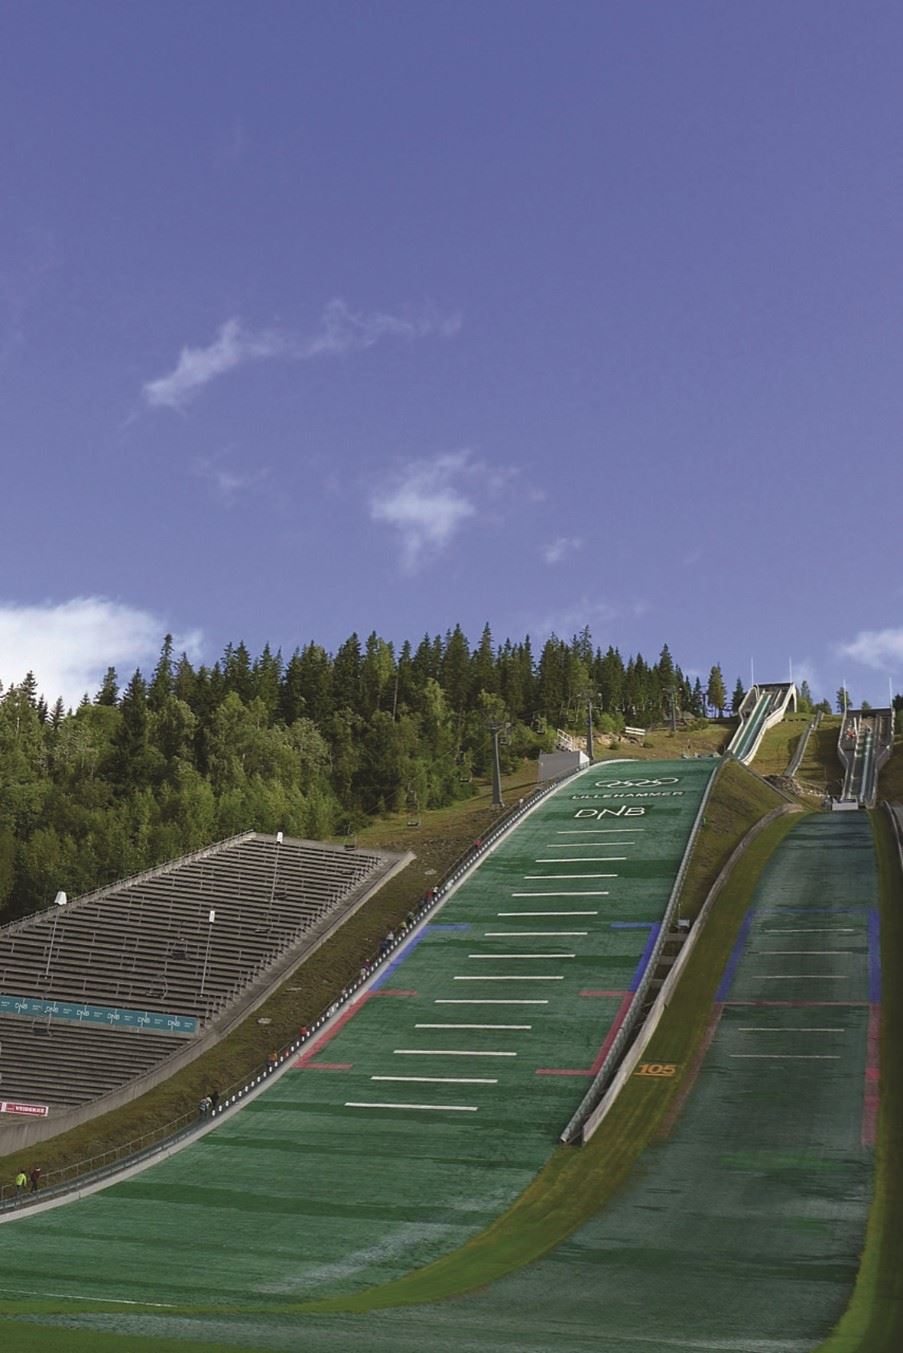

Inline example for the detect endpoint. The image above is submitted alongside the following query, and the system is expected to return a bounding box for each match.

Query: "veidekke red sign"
[0,1100,49,1118]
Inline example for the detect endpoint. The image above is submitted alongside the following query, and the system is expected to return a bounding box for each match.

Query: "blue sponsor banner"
[0,994,198,1036]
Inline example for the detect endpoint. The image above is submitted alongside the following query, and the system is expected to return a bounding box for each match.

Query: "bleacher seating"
[0,833,402,1115]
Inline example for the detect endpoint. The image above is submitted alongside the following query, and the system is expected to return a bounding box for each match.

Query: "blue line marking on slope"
[369,933,428,991]
[764,905,872,914]
[716,909,754,1001]
[630,924,661,993]
[368,923,472,992]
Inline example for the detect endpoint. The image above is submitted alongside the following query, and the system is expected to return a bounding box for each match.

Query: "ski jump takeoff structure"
[837,706,895,808]
[727,682,797,764]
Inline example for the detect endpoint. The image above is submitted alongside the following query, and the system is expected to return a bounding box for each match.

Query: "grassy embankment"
[796,715,844,796]
[750,713,812,778]
[815,808,903,1352]
[301,759,796,1313]
[593,719,732,761]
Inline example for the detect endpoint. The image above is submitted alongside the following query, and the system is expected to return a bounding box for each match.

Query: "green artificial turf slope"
[815,808,903,1352]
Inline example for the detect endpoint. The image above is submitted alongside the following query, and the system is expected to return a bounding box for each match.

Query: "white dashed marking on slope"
[393,1048,517,1057]
[453,975,564,981]
[468,953,575,959]
[415,1023,531,1030]
[346,1101,478,1112]
[371,1075,499,1084]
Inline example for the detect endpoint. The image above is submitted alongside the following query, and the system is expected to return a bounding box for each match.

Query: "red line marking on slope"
[588,992,634,1076]
[535,993,634,1078]
[293,994,370,1068]
[301,1062,352,1071]
[535,1068,593,1077]
[657,1003,724,1141]
[861,1004,880,1147]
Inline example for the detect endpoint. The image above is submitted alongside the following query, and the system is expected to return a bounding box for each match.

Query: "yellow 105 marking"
[635,1062,677,1078]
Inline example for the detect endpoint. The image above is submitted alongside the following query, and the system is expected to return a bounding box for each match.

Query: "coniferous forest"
[0,626,746,920]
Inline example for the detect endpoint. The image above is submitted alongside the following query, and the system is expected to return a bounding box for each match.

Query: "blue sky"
[1,2,901,709]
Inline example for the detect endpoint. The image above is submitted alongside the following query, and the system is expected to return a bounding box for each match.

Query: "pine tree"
[95,667,120,706]
[706,665,727,717]
[658,644,675,691]
[19,671,39,707]
[113,670,150,785]
[441,625,471,712]
[149,636,175,712]
[279,650,307,724]
[470,623,497,698]
[252,644,283,720]
[361,633,395,716]
[222,642,254,703]
[731,678,745,714]
[332,634,363,711]
[598,647,625,715]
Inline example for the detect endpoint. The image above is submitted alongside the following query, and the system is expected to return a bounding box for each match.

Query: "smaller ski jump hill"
[837,707,895,807]
[729,681,797,764]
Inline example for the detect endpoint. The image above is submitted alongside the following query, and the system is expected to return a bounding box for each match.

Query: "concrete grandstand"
[0,832,409,1146]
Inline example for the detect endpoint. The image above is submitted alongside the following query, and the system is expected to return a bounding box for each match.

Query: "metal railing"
[785,710,821,779]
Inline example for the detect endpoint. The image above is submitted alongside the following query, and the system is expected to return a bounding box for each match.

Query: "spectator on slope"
[29,1166,41,1193]
[198,1095,211,1119]
[210,1089,220,1113]
[14,1169,27,1199]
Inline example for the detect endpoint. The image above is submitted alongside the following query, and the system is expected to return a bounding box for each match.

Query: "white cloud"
[790,658,820,696]
[543,536,583,565]
[143,300,461,411]
[369,450,509,571]
[305,298,461,356]
[192,455,270,503]
[143,319,283,411]
[0,598,203,709]
[836,628,903,672]
[526,597,619,641]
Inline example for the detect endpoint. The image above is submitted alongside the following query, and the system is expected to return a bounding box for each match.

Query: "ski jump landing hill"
[0,761,717,1296]
[837,706,895,808]
[728,681,797,764]
[0,755,896,1353]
